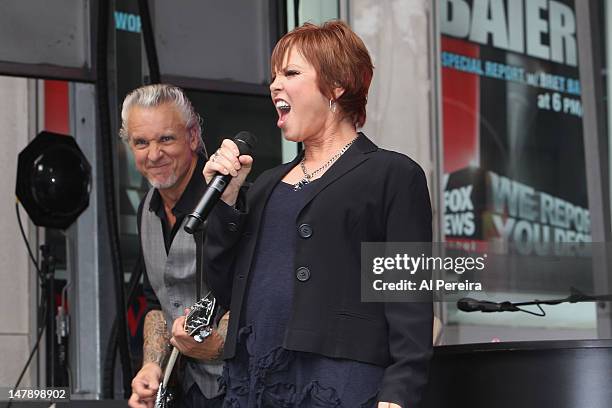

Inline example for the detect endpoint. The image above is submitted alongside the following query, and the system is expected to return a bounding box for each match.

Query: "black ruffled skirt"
[220,323,384,408]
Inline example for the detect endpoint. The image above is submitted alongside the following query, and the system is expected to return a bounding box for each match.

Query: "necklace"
[293,137,358,191]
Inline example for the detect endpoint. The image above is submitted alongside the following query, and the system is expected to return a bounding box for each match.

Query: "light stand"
[39,244,63,386]
[16,131,91,388]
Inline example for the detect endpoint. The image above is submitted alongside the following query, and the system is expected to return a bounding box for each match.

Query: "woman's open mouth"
[275,99,291,127]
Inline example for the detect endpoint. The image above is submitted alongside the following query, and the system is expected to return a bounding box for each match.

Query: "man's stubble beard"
[145,151,195,190]
[147,172,179,190]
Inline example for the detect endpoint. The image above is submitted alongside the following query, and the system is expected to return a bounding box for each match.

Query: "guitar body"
[154,293,217,408]
[155,384,176,408]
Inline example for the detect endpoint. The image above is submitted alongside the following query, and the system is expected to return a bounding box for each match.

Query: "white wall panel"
[0,76,35,386]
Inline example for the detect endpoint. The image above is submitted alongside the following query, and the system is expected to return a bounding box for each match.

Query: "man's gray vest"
[140,188,223,398]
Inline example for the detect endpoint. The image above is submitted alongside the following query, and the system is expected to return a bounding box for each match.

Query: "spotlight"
[16,131,91,229]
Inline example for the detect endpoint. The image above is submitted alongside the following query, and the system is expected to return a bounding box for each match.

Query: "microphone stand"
[458,289,612,316]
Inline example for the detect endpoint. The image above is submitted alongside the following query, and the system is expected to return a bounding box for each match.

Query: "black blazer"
[204,133,433,407]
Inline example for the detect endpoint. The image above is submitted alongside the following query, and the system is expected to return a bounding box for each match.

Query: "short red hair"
[271,20,374,128]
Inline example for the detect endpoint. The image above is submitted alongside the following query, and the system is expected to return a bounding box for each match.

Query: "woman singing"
[204,21,433,408]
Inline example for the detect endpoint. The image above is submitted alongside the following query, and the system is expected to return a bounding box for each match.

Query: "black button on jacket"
[298,223,313,238]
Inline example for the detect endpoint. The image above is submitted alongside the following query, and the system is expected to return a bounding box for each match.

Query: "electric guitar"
[154,292,217,408]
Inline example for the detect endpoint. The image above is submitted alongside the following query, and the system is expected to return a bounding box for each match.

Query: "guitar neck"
[162,347,180,388]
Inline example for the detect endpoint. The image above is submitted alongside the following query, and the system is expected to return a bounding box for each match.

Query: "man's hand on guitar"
[128,362,162,408]
[170,310,224,361]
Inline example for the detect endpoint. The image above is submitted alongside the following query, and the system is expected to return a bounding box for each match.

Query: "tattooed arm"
[143,310,170,365]
[128,310,168,408]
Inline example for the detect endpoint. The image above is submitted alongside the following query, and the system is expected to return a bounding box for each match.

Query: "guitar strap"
[194,221,206,303]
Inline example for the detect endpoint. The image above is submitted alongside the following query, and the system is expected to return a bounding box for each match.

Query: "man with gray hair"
[123,84,226,408]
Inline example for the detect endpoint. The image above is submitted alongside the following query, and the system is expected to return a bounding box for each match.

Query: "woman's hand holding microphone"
[203,138,253,207]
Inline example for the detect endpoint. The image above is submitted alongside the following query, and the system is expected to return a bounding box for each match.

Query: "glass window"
[152,0,273,85]
[439,0,598,343]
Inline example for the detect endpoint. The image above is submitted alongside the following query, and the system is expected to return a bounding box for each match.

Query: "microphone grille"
[233,131,257,155]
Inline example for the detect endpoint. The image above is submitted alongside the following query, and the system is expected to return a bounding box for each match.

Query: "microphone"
[184,131,257,234]
[457,297,520,313]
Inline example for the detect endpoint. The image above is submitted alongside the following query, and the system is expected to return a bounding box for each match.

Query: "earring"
[329,99,337,113]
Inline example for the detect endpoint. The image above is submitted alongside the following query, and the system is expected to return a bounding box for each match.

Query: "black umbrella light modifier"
[17,131,91,229]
